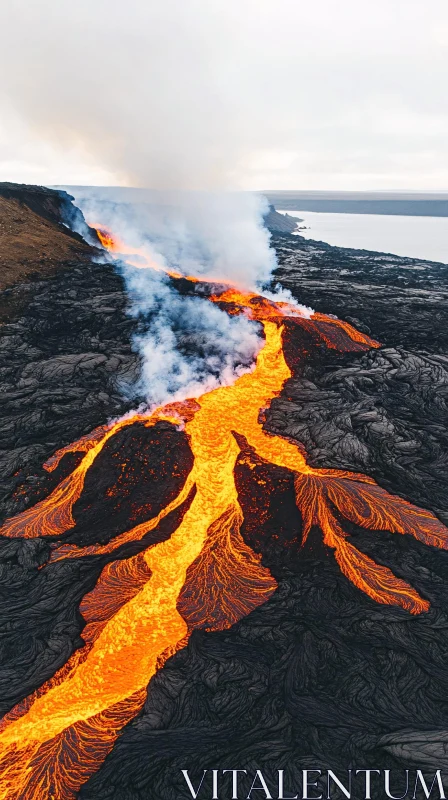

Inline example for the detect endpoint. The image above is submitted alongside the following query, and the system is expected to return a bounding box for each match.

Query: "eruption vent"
[0,227,446,799]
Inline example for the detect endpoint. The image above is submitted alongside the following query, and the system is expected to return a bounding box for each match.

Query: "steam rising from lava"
[68,187,294,405]
[134,289,263,403]
[66,188,277,286]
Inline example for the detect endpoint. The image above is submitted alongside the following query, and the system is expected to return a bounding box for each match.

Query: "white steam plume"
[68,187,281,406]
[64,187,276,288]
[128,272,262,405]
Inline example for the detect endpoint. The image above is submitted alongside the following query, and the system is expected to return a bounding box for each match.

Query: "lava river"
[0,232,447,799]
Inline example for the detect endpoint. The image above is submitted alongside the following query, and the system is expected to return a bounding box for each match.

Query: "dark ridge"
[0,182,93,239]
[263,204,300,233]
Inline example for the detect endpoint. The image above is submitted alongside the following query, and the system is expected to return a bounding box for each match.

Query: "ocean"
[278,209,448,265]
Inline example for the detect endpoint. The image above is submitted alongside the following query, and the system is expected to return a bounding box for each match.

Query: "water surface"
[278,209,448,264]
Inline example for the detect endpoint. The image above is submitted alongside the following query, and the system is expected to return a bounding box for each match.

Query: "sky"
[0,0,447,191]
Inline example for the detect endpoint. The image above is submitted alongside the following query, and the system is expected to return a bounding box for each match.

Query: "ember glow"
[0,229,447,799]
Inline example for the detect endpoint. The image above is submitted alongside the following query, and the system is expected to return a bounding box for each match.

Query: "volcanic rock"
[263,204,300,234]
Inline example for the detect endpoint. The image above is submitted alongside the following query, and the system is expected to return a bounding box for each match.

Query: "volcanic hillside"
[0,182,97,292]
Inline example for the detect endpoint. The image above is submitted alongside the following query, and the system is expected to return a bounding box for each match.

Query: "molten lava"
[0,231,447,799]
[90,223,185,277]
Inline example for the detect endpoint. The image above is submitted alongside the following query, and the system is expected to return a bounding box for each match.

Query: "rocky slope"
[0,182,98,294]
[0,184,142,524]
[263,204,300,233]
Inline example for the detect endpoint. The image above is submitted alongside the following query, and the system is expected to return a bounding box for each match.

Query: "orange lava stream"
[1,239,448,798]
[91,223,186,278]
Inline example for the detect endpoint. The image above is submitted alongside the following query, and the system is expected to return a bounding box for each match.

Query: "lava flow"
[0,233,448,800]
[92,223,186,278]
[92,224,163,271]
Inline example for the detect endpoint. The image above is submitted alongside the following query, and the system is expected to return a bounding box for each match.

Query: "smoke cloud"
[128,271,263,405]
[67,186,282,406]
[65,187,276,288]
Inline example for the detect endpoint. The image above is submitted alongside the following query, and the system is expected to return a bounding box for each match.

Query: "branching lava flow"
[0,227,447,799]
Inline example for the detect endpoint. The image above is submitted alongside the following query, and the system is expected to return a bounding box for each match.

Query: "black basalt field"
[1,189,448,799]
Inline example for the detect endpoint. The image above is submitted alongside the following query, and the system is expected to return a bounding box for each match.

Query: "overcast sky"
[0,0,447,190]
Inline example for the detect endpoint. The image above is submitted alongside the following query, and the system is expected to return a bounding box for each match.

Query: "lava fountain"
[0,229,447,799]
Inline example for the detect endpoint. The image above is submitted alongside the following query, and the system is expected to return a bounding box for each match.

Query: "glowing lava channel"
[0,232,447,799]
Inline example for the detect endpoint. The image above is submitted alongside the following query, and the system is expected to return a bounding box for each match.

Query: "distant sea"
[278,210,448,265]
